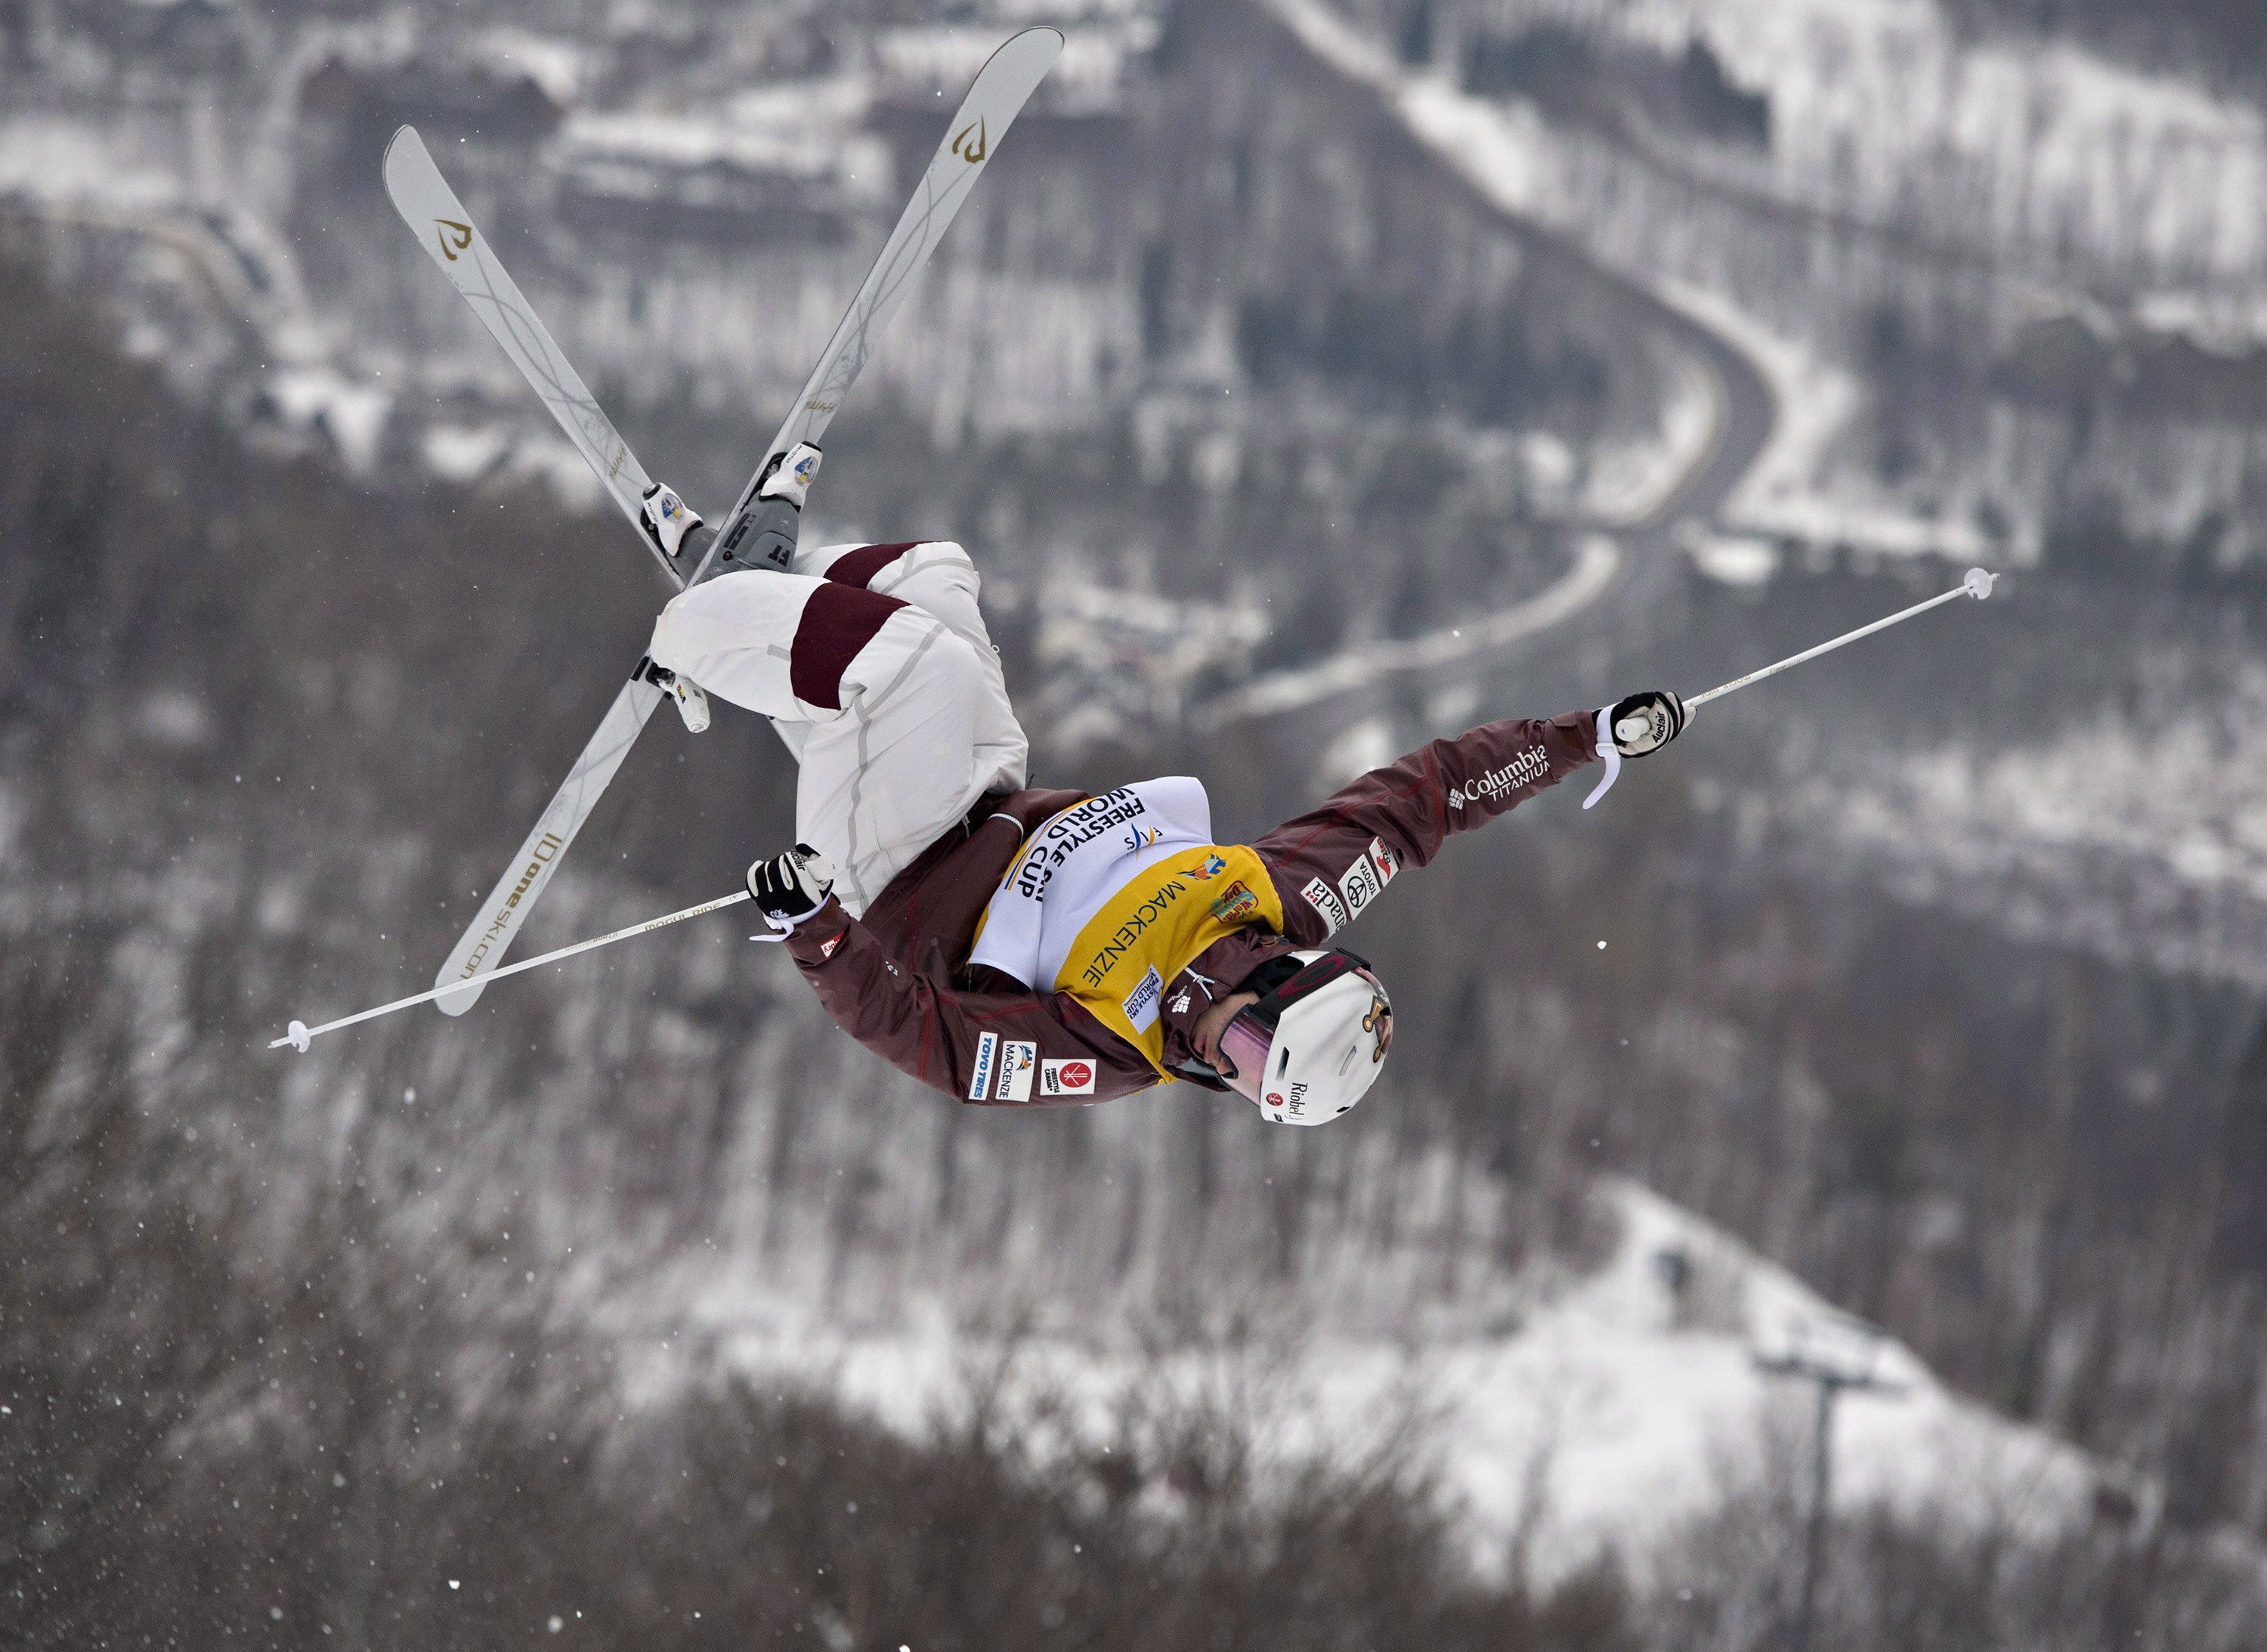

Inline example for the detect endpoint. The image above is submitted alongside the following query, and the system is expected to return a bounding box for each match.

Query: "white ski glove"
[1609,689,1689,757]
[1583,689,1689,811]
[747,844,837,931]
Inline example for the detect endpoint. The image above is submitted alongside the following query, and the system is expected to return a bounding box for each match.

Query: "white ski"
[424,26,1062,1014]
[382,127,684,586]
[431,673,662,1011]
[690,24,1063,585]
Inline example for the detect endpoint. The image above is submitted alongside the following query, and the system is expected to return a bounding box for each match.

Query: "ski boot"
[762,441,823,509]
[639,658,710,734]
[641,483,703,562]
[712,441,821,577]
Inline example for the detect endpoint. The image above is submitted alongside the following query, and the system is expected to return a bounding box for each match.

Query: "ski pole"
[271,888,763,1053]
[1585,566,1996,809]
[1687,565,1996,710]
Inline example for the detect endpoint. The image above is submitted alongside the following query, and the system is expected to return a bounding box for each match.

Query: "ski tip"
[997,24,1065,63]
[381,125,431,195]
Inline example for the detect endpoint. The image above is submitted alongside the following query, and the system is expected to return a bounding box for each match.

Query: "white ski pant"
[648,540,1028,915]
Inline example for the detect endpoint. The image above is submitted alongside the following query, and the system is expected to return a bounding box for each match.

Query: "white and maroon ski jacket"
[779,710,1601,1105]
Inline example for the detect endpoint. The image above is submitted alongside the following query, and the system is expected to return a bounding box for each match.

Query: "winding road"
[1203,0,1778,735]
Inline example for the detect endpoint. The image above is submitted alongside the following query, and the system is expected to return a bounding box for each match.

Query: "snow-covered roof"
[561,110,840,181]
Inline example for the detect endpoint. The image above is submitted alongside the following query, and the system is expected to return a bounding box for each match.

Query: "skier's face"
[1192,991,1260,1073]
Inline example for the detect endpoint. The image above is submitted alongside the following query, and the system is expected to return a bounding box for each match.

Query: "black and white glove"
[747,843,837,931]
[1608,690,1688,758]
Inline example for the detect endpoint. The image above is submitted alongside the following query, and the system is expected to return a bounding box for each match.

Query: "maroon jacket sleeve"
[783,900,1158,1105]
[1251,710,1599,944]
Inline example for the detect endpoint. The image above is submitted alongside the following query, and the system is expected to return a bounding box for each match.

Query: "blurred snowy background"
[10,0,2267,1644]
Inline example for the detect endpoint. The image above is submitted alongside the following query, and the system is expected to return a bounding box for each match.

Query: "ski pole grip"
[1582,706,1622,811]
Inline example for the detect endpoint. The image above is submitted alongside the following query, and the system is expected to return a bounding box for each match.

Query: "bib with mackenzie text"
[1051,843,1285,1081]
[967,779,1287,1081]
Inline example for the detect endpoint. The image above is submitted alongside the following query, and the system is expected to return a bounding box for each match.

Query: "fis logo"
[1122,825,1163,853]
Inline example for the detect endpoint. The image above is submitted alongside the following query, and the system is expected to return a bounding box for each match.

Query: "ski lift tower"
[1750,1308,1909,1652]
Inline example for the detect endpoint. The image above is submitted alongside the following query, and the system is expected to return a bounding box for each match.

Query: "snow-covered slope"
[663,1175,2103,1582]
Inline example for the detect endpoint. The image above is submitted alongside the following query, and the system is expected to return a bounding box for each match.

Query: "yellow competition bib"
[1054,845,1285,1081]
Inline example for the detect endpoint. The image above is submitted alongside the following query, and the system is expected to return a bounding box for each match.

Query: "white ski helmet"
[1214,949,1393,1125]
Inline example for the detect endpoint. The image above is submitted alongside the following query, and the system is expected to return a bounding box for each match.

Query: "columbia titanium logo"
[1447,746,1548,810]
[435,218,473,262]
[457,832,563,977]
[951,116,988,162]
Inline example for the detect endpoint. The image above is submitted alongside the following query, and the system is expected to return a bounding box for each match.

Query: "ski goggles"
[1212,949,1379,1103]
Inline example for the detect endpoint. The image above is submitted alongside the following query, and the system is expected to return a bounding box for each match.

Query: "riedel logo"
[1260,1084,1308,1118]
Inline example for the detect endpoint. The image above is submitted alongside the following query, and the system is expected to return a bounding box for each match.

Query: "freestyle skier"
[640,514,1687,1123]
[271,34,1984,1070]
[292,42,1690,1082]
